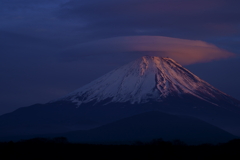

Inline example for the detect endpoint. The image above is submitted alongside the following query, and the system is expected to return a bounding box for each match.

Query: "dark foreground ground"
[1,137,240,160]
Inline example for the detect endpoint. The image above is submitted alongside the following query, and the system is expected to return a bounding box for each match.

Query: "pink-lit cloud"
[73,36,235,65]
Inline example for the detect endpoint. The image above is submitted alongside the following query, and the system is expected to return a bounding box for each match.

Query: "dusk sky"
[1,0,240,115]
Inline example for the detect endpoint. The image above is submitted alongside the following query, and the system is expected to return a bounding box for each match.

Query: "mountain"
[59,56,238,106]
[55,56,240,134]
[0,56,240,143]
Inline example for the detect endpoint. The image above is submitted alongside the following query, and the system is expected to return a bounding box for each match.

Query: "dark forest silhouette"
[1,137,240,160]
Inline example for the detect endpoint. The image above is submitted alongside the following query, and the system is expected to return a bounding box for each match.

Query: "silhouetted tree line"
[1,137,240,160]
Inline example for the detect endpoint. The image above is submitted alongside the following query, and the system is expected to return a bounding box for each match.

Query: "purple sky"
[1,0,240,115]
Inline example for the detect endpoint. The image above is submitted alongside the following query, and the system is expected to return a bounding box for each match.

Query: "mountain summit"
[59,56,237,107]
[1,56,240,142]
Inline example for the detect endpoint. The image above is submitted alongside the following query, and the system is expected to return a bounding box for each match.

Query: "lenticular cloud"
[70,36,235,65]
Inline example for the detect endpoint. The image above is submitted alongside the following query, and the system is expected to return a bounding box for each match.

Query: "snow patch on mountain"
[58,56,230,106]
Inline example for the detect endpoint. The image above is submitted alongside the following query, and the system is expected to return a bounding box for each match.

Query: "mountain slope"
[61,111,237,145]
[59,56,239,108]
[51,56,240,136]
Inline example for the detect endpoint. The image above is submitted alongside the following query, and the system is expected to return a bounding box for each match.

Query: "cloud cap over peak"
[65,36,235,65]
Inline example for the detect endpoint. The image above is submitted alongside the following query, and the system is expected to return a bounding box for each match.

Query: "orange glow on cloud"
[74,36,235,65]
[121,36,235,65]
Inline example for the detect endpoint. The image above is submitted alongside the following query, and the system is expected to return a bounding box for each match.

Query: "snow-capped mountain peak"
[58,56,230,106]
